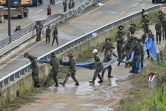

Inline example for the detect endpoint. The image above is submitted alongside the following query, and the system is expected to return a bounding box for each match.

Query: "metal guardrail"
[0,4,161,89]
[0,0,94,56]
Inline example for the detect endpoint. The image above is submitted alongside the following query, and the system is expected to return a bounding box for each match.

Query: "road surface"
[0,0,82,39]
[0,0,157,79]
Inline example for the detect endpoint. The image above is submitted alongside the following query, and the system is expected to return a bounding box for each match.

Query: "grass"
[116,47,166,111]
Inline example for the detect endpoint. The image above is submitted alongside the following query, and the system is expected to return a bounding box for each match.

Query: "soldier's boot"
[108,70,113,78]
[72,77,79,86]
[59,77,68,87]
[54,78,59,87]
[98,74,103,83]
[117,61,120,66]
[89,79,95,84]
[101,70,105,78]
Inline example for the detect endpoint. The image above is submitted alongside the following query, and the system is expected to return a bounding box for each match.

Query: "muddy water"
[17,74,131,111]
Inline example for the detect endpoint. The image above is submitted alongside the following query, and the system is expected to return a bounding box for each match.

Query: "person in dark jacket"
[158,11,164,23]
[102,46,117,78]
[59,53,79,86]
[63,0,67,12]
[46,26,51,44]
[155,20,162,44]
[142,15,150,35]
[116,25,125,59]
[137,38,144,68]
[43,53,59,87]
[147,30,154,58]
[24,52,40,87]
[162,17,166,40]
[141,33,147,44]
[89,49,103,84]
[52,27,59,46]
[128,23,136,38]
[102,38,113,57]
[69,0,72,9]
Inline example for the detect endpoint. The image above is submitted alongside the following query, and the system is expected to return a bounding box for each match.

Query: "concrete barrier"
[0,10,158,107]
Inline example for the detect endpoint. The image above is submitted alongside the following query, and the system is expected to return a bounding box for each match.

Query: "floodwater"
[17,76,131,111]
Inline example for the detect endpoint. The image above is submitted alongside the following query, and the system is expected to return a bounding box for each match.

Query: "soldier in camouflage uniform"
[24,52,40,87]
[137,38,144,68]
[130,37,141,73]
[102,38,113,57]
[128,23,136,39]
[116,25,125,60]
[34,21,43,41]
[102,46,117,78]
[89,49,103,84]
[142,15,150,35]
[43,53,59,87]
[59,53,79,86]
[162,17,166,40]
[158,11,164,24]
[155,20,162,44]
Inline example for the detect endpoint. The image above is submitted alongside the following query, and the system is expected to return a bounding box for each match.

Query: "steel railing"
[0,0,94,56]
[0,4,161,88]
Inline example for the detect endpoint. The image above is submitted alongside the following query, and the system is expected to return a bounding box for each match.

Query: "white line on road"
[133,3,139,7]
[35,9,44,14]
[55,1,62,4]
[120,11,126,15]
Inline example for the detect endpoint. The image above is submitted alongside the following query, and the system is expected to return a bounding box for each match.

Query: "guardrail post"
[10,74,15,81]
[4,77,9,85]
[15,72,20,78]
[0,81,4,88]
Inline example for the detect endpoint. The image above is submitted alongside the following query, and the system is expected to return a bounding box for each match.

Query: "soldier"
[34,21,43,41]
[128,23,136,39]
[102,46,117,78]
[141,33,147,44]
[162,17,166,40]
[89,49,103,84]
[52,27,59,46]
[147,30,154,59]
[116,25,125,59]
[43,53,59,87]
[69,0,72,10]
[141,8,146,19]
[72,0,75,8]
[130,37,141,73]
[137,38,144,68]
[158,11,164,23]
[155,20,162,44]
[46,26,51,44]
[142,15,150,34]
[102,38,112,57]
[24,52,40,87]
[63,0,67,12]
[59,53,79,86]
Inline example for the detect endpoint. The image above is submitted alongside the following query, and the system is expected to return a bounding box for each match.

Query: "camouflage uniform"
[44,53,59,87]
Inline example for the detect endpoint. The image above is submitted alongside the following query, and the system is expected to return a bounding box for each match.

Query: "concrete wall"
[0,10,158,107]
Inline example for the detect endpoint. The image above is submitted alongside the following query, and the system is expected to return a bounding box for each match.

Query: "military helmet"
[51,52,55,57]
[105,38,111,41]
[67,53,73,57]
[144,15,148,18]
[24,52,29,57]
[118,25,124,30]
[131,23,136,27]
[158,11,163,14]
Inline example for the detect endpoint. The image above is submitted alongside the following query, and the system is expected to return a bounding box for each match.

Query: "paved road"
[0,0,82,38]
[17,25,165,111]
[0,0,156,78]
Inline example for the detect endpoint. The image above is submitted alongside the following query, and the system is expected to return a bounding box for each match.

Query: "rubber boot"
[73,77,79,86]
[89,80,95,84]
[98,74,103,83]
